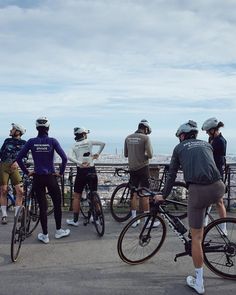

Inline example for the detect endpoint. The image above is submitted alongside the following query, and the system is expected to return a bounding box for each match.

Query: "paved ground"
[0,211,235,295]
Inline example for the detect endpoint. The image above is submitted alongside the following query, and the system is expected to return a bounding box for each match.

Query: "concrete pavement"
[0,211,235,295]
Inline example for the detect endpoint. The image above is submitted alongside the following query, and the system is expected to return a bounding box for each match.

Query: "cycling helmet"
[74,127,90,135]
[36,117,50,128]
[176,120,198,137]
[201,117,218,131]
[11,123,26,135]
[138,119,152,134]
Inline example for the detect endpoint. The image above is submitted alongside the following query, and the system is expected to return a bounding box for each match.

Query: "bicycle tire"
[117,213,166,264]
[80,192,90,219]
[164,181,188,220]
[26,195,40,237]
[203,217,236,280]
[110,182,132,222]
[92,192,105,237]
[11,206,26,262]
[30,190,54,218]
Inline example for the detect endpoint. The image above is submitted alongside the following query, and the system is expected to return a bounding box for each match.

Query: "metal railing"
[60,162,236,212]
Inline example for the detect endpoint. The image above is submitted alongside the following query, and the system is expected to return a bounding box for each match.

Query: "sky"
[0,0,236,155]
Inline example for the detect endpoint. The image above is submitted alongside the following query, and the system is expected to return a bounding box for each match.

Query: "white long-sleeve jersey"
[67,138,105,167]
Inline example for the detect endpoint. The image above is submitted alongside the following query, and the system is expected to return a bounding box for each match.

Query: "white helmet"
[36,117,50,128]
[74,127,90,135]
[176,120,198,137]
[138,119,152,134]
[201,117,218,131]
[11,123,26,135]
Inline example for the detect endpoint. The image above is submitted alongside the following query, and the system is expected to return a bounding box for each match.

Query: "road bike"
[110,165,188,222]
[117,187,236,280]
[11,177,40,262]
[82,173,105,237]
[10,176,55,262]
[68,169,105,236]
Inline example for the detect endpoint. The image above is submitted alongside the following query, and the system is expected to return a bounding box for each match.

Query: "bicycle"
[82,173,105,237]
[68,168,97,220]
[110,165,188,222]
[11,177,40,262]
[117,187,236,280]
[10,174,55,262]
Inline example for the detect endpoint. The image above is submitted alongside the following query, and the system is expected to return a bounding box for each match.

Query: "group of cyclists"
[0,117,105,244]
[0,115,227,294]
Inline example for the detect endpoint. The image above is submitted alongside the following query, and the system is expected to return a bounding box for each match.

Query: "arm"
[91,140,105,159]
[16,141,31,175]
[124,139,128,158]
[54,139,67,175]
[161,147,180,198]
[67,147,83,166]
[145,137,153,159]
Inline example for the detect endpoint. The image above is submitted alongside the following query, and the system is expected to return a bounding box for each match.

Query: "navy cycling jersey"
[210,133,227,176]
[16,135,67,175]
[0,137,26,163]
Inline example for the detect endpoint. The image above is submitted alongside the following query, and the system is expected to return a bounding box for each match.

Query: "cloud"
[0,0,235,154]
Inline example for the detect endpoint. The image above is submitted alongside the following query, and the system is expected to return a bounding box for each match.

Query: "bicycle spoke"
[203,217,236,279]
[117,213,166,264]
[110,183,131,222]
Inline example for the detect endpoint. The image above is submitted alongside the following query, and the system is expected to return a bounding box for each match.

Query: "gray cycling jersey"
[124,130,153,171]
[162,139,221,198]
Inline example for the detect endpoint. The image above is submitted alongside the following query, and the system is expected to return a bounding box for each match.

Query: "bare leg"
[216,198,226,218]
[191,227,204,268]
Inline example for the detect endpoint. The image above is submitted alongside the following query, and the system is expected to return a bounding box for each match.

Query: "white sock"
[131,210,136,219]
[15,206,21,216]
[1,205,7,217]
[195,267,204,286]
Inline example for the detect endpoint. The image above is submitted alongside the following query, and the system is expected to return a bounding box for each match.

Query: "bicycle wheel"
[203,217,236,279]
[11,206,26,262]
[117,213,166,264]
[164,182,188,220]
[91,192,105,237]
[110,182,132,222]
[30,190,54,218]
[80,192,90,219]
[26,195,40,237]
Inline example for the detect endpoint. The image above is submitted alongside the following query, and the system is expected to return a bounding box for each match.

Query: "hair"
[183,130,198,140]
[216,121,224,129]
[37,126,49,136]
[74,133,85,141]
[138,123,146,130]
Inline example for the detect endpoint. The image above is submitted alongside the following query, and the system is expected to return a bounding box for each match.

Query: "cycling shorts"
[0,162,22,186]
[188,180,225,229]
[74,166,98,194]
[130,165,150,189]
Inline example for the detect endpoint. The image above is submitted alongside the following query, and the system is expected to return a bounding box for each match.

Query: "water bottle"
[173,216,187,234]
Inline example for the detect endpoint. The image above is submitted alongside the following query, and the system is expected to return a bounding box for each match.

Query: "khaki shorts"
[188,180,225,229]
[0,162,22,186]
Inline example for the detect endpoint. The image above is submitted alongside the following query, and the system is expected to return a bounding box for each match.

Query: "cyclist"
[124,119,159,228]
[16,117,70,244]
[66,127,105,226]
[202,117,227,233]
[154,120,225,294]
[0,123,26,224]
